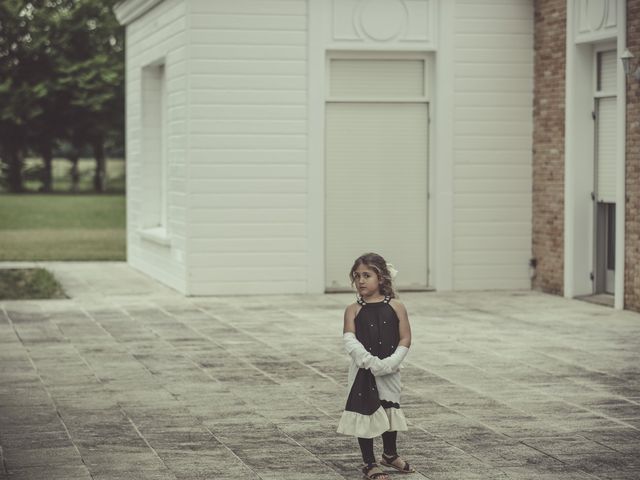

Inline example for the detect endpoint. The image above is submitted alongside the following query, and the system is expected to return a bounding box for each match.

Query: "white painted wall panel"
[186,0,307,295]
[452,0,534,290]
[190,105,307,121]
[194,1,306,15]
[188,193,306,209]
[188,149,305,164]
[190,14,305,31]
[191,60,306,75]
[190,208,305,224]
[190,238,306,253]
[189,164,306,178]
[190,45,305,60]
[190,30,306,45]
[124,0,188,293]
[190,75,306,91]
[189,179,306,194]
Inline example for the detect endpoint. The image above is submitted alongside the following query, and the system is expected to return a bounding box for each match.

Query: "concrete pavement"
[1,262,639,480]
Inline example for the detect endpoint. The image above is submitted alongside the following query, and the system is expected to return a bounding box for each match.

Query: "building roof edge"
[114,0,165,25]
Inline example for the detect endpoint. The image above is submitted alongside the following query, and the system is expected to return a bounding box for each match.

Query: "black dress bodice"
[344,295,401,416]
[354,296,400,360]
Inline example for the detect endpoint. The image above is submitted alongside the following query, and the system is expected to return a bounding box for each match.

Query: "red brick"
[532,0,566,295]
[625,0,640,312]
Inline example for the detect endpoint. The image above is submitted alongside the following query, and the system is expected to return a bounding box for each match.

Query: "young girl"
[337,253,415,479]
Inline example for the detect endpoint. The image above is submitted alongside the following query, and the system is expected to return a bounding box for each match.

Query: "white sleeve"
[378,345,409,371]
[342,333,400,376]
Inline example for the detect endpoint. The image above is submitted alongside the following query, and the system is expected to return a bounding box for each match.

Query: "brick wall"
[532,0,566,295]
[625,0,640,311]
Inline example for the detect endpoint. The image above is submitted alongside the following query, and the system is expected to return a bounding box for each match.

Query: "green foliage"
[0,268,67,300]
[0,0,124,192]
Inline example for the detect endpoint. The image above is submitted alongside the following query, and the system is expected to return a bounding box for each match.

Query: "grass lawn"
[0,194,125,261]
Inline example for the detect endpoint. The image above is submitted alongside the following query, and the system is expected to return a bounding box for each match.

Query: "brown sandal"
[381,453,415,473]
[362,463,390,479]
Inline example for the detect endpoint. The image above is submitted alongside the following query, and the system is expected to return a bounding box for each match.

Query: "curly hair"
[349,252,397,299]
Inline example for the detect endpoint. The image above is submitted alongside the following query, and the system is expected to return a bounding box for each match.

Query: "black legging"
[358,431,397,465]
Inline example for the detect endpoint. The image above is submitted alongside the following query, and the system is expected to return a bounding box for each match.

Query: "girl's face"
[353,263,381,299]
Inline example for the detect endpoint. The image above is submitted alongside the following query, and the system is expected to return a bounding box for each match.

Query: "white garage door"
[595,50,617,203]
[325,59,429,291]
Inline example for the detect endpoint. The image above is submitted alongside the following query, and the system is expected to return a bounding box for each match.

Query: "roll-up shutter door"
[325,59,429,290]
[597,50,617,91]
[329,59,425,98]
[595,49,617,203]
[596,96,617,203]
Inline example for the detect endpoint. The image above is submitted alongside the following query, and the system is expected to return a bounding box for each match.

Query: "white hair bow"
[386,263,398,279]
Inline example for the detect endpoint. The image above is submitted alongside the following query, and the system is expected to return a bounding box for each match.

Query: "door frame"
[307,0,446,294]
[591,45,617,297]
[564,0,627,309]
[324,100,430,291]
[322,51,433,292]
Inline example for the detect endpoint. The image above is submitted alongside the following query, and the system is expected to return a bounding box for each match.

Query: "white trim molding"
[432,0,453,291]
[574,0,618,44]
[114,0,164,25]
[307,0,326,293]
[138,227,171,247]
[564,0,626,308]
[307,0,438,293]
[614,0,626,310]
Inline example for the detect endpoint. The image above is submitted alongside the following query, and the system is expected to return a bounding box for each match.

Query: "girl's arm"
[391,300,412,348]
[343,303,357,334]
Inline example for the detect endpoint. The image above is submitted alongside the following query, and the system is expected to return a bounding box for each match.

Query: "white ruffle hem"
[337,405,408,438]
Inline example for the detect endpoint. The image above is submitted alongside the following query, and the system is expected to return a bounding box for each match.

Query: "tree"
[0,0,124,193]
[58,0,124,192]
[0,1,40,192]
[24,1,69,192]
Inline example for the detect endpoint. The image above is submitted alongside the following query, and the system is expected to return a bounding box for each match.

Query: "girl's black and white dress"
[337,296,409,439]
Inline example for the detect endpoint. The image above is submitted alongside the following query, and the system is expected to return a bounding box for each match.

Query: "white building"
[114,0,534,296]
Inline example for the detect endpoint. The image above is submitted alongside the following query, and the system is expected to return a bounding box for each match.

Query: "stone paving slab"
[1,262,640,479]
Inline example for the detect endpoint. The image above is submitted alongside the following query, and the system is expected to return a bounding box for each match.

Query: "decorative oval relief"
[587,0,607,30]
[359,0,407,42]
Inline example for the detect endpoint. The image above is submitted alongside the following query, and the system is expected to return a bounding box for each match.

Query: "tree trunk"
[5,146,24,193]
[69,152,80,193]
[40,144,53,192]
[92,140,106,193]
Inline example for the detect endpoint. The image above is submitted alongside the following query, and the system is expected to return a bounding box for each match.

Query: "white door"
[325,100,429,290]
[593,49,617,295]
[596,98,616,294]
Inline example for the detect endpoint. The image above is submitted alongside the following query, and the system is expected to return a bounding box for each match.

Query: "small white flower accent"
[386,263,398,279]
